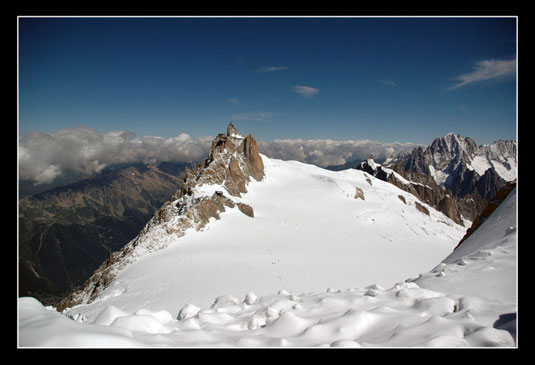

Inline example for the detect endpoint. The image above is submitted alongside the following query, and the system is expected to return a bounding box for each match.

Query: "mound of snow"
[19,278,516,347]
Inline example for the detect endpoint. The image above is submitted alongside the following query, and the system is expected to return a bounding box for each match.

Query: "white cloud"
[292,85,320,98]
[226,98,242,105]
[34,164,61,184]
[448,58,516,90]
[256,66,289,72]
[18,126,419,184]
[258,139,418,167]
[18,127,213,184]
[230,111,277,121]
[379,80,397,87]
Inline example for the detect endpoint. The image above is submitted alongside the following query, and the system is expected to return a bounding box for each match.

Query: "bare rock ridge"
[57,123,263,311]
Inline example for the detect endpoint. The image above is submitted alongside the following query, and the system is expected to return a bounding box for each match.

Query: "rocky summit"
[57,123,264,311]
[383,134,516,222]
[387,133,516,200]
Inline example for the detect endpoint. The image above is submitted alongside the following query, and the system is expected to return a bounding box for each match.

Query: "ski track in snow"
[18,156,517,348]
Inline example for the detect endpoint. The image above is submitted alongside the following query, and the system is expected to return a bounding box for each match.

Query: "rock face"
[242,133,265,182]
[57,123,263,311]
[178,124,264,199]
[454,180,517,250]
[383,134,516,222]
[387,134,516,200]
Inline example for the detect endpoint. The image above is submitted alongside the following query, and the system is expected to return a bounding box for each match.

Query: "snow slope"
[62,155,464,318]
[18,155,516,347]
[415,186,517,305]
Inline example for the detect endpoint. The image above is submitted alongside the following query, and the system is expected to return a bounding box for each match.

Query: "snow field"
[65,155,466,321]
[18,156,516,347]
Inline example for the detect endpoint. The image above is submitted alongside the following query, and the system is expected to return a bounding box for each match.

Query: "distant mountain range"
[327,133,516,225]
[19,161,191,304]
[387,133,516,199]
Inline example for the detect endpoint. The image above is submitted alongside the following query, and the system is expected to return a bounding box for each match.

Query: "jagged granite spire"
[227,121,241,137]
[57,123,264,311]
[179,122,264,198]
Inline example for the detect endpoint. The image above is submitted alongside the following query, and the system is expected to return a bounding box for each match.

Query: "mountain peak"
[385,132,516,222]
[434,133,476,148]
[227,121,243,138]
[57,123,264,311]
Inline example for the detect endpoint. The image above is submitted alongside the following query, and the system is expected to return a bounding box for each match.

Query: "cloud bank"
[448,58,516,90]
[19,127,419,184]
[19,127,213,184]
[258,138,418,168]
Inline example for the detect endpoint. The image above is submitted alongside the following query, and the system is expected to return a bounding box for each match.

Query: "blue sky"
[18,17,517,145]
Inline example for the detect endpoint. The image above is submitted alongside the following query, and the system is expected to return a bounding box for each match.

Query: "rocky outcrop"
[138,122,264,246]
[357,160,389,181]
[176,124,264,199]
[414,201,430,216]
[227,121,240,137]
[242,134,265,182]
[238,203,255,218]
[454,180,517,250]
[57,123,263,311]
[355,187,365,200]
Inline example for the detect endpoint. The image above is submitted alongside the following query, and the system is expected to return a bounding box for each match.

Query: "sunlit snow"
[18,155,517,348]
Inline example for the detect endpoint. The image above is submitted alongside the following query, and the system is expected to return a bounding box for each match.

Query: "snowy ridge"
[361,158,432,189]
[122,129,256,258]
[55,123,265,311]
[19,187,516,347]
[416,187,517,303]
